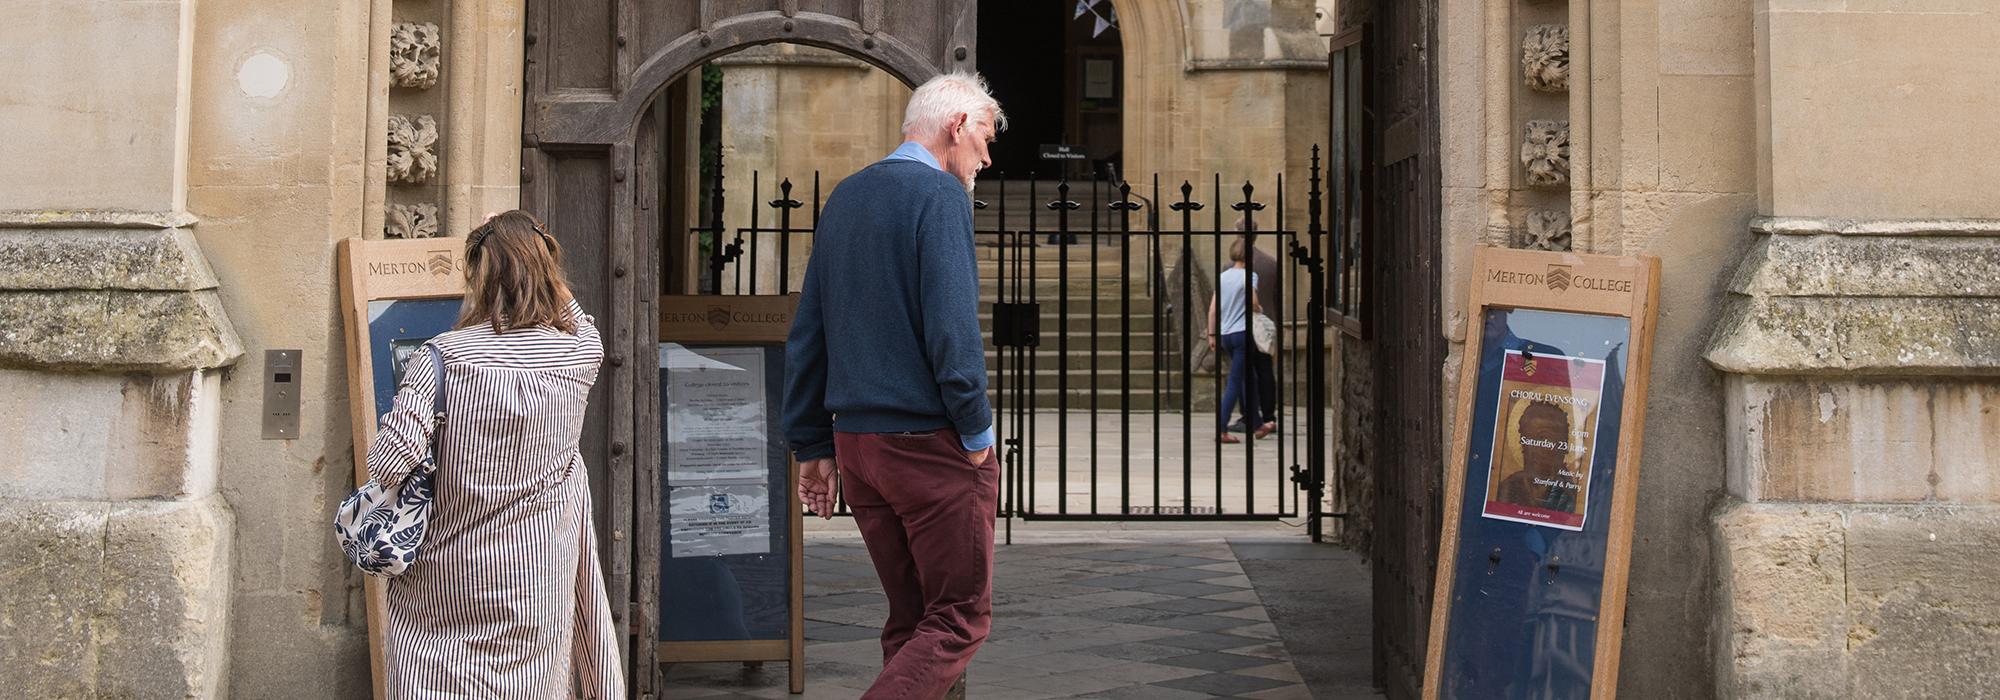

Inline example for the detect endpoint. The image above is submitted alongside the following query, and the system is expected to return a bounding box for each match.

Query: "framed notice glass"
[654,294,805,693]
[1083,57,1116,99]
[1426,248,1659,700]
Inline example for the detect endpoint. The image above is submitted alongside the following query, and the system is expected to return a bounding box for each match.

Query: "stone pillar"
[0,0,240,695]
[1707,3,2000,696]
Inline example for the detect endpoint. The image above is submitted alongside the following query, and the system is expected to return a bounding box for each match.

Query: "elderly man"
[783,72,1003,699]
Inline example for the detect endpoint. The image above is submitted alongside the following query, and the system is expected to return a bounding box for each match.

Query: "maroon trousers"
[834,430,999,700]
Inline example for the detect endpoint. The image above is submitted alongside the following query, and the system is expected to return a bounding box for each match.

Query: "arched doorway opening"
[521,3,1366,697]
[519,4,975,690]
[976,0,1125,182]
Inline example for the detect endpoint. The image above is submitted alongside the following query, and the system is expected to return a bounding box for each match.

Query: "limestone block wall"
[0,1,240,695]
[178,0,530,695]
[1702,2,2000,695]
[1708,223,2000,697]
[1434,0,1763,692]
[716,44,912,293]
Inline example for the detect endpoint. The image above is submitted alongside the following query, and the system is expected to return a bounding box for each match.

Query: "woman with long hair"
[364,210,624,698]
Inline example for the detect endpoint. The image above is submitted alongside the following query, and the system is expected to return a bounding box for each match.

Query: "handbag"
[1252,312,1278,355]
[334,344,447,577]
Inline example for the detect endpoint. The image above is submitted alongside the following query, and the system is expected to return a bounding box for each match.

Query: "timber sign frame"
[336,238,468,700]
[1422,246,1660,699]
[520,1,976,692]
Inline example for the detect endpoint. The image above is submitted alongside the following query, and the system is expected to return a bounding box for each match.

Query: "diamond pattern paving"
[662,533,1375,698]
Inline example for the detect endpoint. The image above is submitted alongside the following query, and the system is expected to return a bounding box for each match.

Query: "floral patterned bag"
[333,344,447,577]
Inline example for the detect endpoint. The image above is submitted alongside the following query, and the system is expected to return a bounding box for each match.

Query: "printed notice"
[664,345,768,483]
[1481,349,1606,531]
[668,484,771,557]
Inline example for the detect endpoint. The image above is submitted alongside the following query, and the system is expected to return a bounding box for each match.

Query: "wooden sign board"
[1423,247,1660,699]
[655,295,806,694]
[336,237,468,700]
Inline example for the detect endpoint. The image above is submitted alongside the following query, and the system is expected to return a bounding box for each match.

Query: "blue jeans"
[1219,331,1266,431]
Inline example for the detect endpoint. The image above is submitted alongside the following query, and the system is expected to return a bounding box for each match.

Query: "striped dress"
[366,300,625,699]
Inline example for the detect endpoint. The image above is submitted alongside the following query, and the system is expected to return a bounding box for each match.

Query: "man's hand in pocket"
[962,447,992,467]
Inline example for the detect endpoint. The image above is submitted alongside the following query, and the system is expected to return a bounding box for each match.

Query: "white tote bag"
[1252,312,1277,355]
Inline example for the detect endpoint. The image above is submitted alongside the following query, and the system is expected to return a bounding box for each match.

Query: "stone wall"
[182,0,529,694]
[1708,222,2000,697]
[1431,0,1764,692]
[184,0,382,692]
[0,0,243,695]
[1701,2,2000,694]
[715,44,912,293]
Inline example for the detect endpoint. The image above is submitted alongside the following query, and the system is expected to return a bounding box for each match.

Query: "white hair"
[901,72,1008,139]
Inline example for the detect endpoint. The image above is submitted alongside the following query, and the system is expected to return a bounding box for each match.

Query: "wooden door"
[1363,0,1445,697]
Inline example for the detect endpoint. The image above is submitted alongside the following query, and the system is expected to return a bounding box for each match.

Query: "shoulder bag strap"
[426,344,448,447]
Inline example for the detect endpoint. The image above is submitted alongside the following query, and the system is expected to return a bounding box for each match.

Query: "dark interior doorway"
[977,0,1123,180]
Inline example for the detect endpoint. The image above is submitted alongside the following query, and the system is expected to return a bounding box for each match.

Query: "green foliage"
[700,64,723,114]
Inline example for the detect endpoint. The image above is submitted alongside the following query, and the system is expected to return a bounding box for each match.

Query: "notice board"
[656,295,804,694]
[336,237,467,700]
[1424,247,1660,699]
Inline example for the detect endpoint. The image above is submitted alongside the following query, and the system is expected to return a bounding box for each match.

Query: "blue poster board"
[652,294,805,692]
[1425,248,1659,700]
[657,343,794,642]
[1436,308,1629,697]
[366,298,463,418]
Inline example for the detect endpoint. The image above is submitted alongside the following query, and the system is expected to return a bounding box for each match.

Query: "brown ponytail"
[456,210,578,334]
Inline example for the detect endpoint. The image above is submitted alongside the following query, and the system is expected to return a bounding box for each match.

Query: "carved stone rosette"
[387,114,439,184]
[390,22,442,90]
[1521,120,1571,187]
[1521,209,1573,251]
[1522,25,1570,93]
[385,203,440,239]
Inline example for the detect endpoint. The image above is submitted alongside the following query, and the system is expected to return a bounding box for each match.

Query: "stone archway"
[1100,0,1190,182]
[517,3,977,693]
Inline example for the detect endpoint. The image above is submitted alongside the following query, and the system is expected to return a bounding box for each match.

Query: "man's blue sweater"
[782,157,992,461]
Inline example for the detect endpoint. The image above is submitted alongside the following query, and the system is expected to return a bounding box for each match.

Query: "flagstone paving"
[663,527,1378,699]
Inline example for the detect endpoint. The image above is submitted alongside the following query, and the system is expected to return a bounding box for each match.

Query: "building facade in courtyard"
[1,0,1995,698]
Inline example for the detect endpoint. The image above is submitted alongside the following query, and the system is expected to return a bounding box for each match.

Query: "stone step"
[978,277,1165,299]
[988,332,1168,356]
[978,311,1169,334]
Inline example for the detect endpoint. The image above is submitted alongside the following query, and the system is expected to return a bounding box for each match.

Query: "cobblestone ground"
[663,526,1378,699]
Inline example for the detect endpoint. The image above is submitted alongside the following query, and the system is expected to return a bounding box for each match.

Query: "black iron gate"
[700,155,1336,529]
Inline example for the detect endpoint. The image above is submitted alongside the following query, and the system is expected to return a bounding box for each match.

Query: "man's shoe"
[944,673,967,700]
[1226,420,1247,433]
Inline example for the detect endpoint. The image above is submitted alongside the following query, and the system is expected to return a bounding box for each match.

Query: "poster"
[366,298,463,418]
[668,484,771,557]
[663,344,769,484]
[1480,349,1606,531]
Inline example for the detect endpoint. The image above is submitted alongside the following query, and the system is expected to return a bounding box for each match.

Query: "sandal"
[1217,433,1242,444]
[1253,422,1278,439]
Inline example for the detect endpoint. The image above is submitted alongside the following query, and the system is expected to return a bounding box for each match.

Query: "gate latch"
[990,302,1041,348]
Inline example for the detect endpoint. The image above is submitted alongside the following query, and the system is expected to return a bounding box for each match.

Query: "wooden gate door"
[519,3,976,694]
[1363,0,1444,697]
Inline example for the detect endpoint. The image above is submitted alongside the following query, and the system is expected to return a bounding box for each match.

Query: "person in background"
[1231,217,1282,433]
[783,72,1004,700]
[1210,236,1278,444]
[365,210,623,698]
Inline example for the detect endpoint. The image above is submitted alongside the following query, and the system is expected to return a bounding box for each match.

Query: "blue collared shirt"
[883,140,943,171]
[880,142,994,454]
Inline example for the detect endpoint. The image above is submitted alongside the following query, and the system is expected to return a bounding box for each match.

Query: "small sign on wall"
[1039,143,1088,161]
